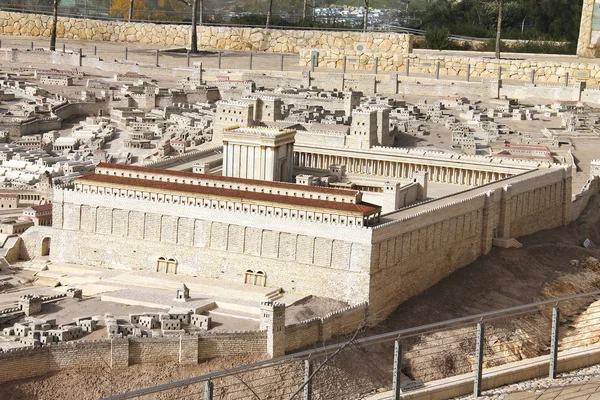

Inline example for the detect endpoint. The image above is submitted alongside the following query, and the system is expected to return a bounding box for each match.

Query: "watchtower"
[260,301,286,358]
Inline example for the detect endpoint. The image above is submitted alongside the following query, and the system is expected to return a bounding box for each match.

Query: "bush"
[424,27,451,50]
[478,39,576,55]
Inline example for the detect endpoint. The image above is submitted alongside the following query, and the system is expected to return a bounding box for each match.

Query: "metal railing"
[102,289,600,399]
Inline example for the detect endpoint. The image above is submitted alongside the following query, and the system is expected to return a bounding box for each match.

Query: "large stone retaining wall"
[0,11,412,54]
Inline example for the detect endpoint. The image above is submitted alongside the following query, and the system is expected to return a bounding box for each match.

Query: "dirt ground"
[1,195,600,398]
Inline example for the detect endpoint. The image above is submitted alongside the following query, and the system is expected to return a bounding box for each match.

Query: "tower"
[222,127,296,182]
[213,101,254,145]
[348,108,378,150]
[382,181,402,213]
[344,90,362,116]
[260,301,285,358]
[412,170,429,202]
[19,294,42,316]
[38,171,53,204]
[374,106,392,147]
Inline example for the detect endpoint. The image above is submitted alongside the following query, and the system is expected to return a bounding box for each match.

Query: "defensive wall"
[0,332,266,384]
[0,301,372,383]
[0,11,412,55]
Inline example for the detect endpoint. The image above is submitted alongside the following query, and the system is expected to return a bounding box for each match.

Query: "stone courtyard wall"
[0,11,412,54]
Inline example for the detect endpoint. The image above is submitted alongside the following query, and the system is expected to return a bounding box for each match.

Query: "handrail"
[102,288,600,399]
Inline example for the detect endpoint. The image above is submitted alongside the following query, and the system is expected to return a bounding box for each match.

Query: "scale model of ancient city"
[2,1,600,399]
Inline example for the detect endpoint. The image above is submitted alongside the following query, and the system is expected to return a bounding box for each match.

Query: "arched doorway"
[255,270,266,287]
[156,257,166,272]
[41,237,50,256]
[166,258,177,274]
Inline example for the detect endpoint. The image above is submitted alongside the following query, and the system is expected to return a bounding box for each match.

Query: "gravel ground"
[459,364,600,399]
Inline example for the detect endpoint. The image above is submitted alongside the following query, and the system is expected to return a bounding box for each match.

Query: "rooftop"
[95,163,360,197]
[76,174,381,216]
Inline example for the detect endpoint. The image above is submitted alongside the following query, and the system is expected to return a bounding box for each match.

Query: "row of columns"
[294,152,511,186]
[20,194,40,201]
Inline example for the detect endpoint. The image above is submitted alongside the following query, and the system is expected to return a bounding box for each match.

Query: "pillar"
[577,0,600,58]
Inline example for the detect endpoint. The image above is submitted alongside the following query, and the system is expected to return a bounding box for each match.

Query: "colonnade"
[18,194,40,202]
[293,151,513,186]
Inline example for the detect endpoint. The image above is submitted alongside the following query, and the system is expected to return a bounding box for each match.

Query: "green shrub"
[424,27,451,50]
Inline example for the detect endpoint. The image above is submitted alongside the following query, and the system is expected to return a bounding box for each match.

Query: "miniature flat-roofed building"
[21,203,53,226]
[222,126,296,182]
[0,194,19,209]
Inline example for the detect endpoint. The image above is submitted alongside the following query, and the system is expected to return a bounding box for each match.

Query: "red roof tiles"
[96,163,360,197]
[77,174,381,216]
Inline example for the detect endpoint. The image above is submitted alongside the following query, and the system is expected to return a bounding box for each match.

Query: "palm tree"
[495,0,505,59]
[50,0,60,52]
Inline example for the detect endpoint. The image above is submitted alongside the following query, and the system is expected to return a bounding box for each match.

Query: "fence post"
[549,306,560,379]
[467,64,471,82]
[280,53,284,71]
[0,40,2,49]
[78,48,82,67]
[343,55,347,74]
[155,49,159,67]
[125,47,128,60]
[375,57,379,74]
[187,50,190,68]
[311,55,315,73]
[218,51,222,69]
[249,52,253,70]
[565,72,570,87]
[62,43,65,53]
[304,360,312,400]
[435,61,440,80]
[204,380,213,400]
[498,66,502,80]
[31,41,34,51]
[531,69,535,85]
[405,59,410,77]
[94,45,97,56]
[392,340,403,400]
[474,322,485,397]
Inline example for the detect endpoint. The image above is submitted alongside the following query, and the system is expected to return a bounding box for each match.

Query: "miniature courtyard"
[0,258,345,352]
